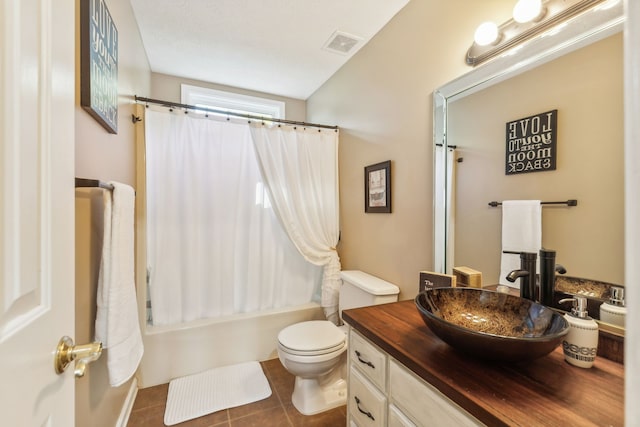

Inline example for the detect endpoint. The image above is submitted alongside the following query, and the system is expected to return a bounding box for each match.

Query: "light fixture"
[513,0,545,23]
[466,0,614,66]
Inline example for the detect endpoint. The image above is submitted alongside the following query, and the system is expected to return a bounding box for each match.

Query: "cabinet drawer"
[389,359,484,427]
[349,329,387,390]
[388,404,417,427]
[349,367,386,427]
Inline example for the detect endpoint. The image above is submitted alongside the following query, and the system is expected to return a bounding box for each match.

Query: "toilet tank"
[339,270,400,319]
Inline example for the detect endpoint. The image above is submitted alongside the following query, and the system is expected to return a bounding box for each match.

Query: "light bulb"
[513,0,544,23]
[474,22,500,46]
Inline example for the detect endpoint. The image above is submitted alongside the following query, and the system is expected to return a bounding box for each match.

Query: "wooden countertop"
[342,300,624,427]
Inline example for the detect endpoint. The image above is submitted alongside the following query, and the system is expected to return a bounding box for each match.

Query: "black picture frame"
[80,0,118,134]
[364,160,391,213]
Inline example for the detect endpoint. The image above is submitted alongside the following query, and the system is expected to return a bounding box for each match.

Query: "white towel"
[499,200,542,287]
[95,182,144,387]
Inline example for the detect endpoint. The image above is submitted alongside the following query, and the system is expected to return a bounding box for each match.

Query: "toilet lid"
[278,320,346,355]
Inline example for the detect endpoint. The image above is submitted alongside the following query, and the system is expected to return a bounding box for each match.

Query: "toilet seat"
[278,320,346,356]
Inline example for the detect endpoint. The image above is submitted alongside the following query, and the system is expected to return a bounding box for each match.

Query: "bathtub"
[136,302,325,388]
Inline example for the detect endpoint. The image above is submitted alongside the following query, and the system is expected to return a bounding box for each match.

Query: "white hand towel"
[95,182,144,387]
[499,200,542,287]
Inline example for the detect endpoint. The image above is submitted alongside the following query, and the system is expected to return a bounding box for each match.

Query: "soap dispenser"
[599,286,626,328]
[559,296,599,368]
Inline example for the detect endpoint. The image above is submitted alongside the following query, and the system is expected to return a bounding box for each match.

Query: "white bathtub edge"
[137,302,324,388]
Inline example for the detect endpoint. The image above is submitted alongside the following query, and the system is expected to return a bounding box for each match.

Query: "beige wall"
[450,34,623,286]
[306,0,515,299]
[74,0,151,425]
[74,4,310,425]
[150,72,307,121]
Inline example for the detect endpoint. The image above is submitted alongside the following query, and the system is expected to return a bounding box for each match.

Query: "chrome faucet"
[539,249,566,306]
[506,252,537,301]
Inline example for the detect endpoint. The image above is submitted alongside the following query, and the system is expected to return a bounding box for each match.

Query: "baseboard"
[116,377,138,427]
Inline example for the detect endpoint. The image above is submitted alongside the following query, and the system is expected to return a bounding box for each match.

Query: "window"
[181,84,285,119]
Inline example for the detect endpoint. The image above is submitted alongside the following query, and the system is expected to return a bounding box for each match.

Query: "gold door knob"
[54,336,102,378]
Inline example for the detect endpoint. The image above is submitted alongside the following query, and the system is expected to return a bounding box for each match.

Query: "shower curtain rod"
[134,96,339,131]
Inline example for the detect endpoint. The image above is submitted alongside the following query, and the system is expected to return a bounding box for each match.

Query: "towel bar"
[75,177,114,191]
[488,199,577,207]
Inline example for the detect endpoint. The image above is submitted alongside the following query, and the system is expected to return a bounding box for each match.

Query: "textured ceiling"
[129,0,410,100]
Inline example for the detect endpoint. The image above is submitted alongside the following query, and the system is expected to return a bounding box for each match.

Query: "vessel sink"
[415,287,569,362]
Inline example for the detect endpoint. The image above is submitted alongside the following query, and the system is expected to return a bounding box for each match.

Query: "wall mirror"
[433,1,624,331]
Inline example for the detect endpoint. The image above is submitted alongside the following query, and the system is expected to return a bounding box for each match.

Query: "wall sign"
[505,109,557,175]
[80,0,118,134]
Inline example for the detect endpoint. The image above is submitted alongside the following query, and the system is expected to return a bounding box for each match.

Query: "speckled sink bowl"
[415,288,569,362]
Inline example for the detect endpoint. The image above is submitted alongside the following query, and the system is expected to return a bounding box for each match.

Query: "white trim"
[623,0,639,422]
[180,84,285,119]
[116,377,138,427]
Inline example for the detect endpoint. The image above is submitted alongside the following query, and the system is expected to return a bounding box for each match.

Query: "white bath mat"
[164,361,272,426]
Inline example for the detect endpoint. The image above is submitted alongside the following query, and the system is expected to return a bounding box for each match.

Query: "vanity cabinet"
[388,359,481,426]
[349,367,386,426]
[342,300,624,427]
[348,327,388,426]
[347,327,483,427]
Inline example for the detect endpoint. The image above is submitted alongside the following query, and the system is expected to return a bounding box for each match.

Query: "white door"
[0,0,77,426]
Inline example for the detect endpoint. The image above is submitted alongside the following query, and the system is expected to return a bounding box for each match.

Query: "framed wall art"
[80,0,119,134]
[365,160,391,213]
[505,109,557,175]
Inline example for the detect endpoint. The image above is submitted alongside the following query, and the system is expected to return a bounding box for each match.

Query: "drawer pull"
[354,396,375,421]
[355,350,375,369]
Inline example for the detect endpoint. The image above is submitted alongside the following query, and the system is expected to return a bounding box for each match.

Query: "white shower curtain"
[145,109,322,326]
[250,125,342,324]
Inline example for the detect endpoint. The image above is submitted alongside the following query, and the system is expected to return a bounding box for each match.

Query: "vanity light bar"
[466,0,610,66]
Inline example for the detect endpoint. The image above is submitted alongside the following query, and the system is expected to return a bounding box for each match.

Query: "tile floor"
[127,358,347,427]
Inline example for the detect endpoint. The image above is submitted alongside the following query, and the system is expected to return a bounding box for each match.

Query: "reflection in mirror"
[432,2,624,330]
[451,34,622,285]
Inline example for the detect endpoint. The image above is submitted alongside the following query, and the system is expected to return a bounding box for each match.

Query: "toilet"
[277,270,400,415]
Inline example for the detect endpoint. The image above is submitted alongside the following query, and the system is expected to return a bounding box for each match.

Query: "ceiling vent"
[322,30,363,55]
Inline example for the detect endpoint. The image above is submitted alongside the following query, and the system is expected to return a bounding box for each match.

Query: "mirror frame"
[432,1,624,274]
